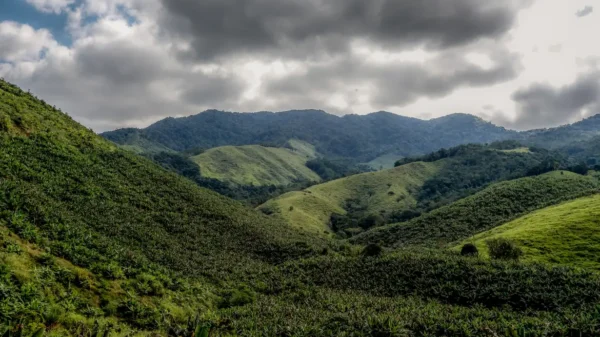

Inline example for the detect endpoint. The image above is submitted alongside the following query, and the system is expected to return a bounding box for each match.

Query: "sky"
[0,0,599,132]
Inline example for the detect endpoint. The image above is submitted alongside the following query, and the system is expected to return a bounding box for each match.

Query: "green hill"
[191,141,320,186]
[261,143,553,236]
[352,171,600,247]
[0,79,325,334]
[258,161,441,234]
[460,193,600,270]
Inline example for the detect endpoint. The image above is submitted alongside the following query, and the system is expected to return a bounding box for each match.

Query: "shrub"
[361,244,383,257]
[486,238,523,260]
[219,285,256,308]
[460,243,479,257]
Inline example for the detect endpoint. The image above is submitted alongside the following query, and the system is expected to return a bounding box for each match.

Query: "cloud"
[0,22,57,62]
[1,0,531,131]
[0,10,244,131]
[159,0,529,61]
[576,6,594,18]
[507,73,600,129]
[25,0,75,14]
[253,41,520,113]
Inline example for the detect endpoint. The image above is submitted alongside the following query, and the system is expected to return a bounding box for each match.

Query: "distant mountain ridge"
[102,109,517,162]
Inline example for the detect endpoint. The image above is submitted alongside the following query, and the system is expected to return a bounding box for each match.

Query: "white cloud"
[0,22,57,62]
[25,0,75,14]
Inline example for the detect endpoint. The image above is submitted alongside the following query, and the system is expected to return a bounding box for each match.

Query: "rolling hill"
[261,143,553,235]
[258,161,441,234]
[460,193,600,270]
[102,110,516,162]
[353,171,600,247]
[190,140,320,186]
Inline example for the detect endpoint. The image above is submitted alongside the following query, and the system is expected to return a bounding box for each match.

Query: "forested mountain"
[102,110,516,162]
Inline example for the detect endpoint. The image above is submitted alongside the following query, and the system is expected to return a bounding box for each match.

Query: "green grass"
[259,161,441,234]
[191,143,320,186]
[461,193,600,270]
[353,171,599,247]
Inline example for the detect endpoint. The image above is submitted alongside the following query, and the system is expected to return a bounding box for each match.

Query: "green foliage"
[353,171,599,247]
[361,244,383,257]
[306,158,371,181]
[486,238,523,260]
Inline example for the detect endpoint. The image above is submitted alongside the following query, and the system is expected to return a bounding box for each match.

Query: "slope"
[191,141,320,186]
[102,110,515,162]
[262,143,553,236]
[258,161,442,234]
[461,193,600,270]
[352,171,600,247]
[0,80,326,333]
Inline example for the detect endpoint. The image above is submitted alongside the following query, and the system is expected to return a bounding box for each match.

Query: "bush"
[486,238,523,260]
[361,244,383,257]
[219,285,256,309]
[460,243,479,257]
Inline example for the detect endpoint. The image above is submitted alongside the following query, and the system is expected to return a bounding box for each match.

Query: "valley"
[3,79,600,336]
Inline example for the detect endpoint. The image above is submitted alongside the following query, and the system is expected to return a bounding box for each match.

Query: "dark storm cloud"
[160,0,528,60]
[509,73,600,129]
[576,6,594,17]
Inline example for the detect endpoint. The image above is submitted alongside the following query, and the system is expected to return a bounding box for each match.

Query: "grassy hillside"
[461,193,600,270]
[259,161,441,234]
[352,171,600,247]
[191,141,320,186]
[0,79,326,334]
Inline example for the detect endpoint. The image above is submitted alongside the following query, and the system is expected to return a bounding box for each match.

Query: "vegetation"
[6,79,600,336]
[258,161,441,235]
[486,238,523,260]
[461,193,600,270]
[190,143,320,186]
[352,171,599,247]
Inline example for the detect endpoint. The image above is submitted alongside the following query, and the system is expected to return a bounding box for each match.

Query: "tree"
[460,243,479,257]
